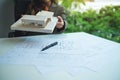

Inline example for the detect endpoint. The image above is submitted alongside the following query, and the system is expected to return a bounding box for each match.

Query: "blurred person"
[12,0,67,37]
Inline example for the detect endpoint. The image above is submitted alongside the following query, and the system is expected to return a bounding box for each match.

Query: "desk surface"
[0,32,120,80]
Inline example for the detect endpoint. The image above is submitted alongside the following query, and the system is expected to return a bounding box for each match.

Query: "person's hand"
[56,16,64,29]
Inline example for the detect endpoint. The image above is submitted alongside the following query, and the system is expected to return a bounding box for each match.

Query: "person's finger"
[57,16,63,22]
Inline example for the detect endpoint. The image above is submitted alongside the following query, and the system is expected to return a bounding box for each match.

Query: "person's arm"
[52,5,67,34]
[53,17,67,34]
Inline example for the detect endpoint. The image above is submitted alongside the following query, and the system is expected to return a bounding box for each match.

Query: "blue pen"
[41,41,58,51]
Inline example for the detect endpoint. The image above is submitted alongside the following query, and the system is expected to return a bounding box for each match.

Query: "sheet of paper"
[0,38,27,56]
[0,34,98,76]
[41,71,72,80]
[0,32,120,78]
[0,64,42,80]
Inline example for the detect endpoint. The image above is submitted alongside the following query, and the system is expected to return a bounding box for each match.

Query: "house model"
[11,11,58,33]
[21,11,54,28]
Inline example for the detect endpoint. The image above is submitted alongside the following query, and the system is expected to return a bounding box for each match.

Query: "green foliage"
[65,5,120,43]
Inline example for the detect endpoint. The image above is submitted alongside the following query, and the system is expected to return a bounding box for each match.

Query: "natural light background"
[71,0,120,12]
